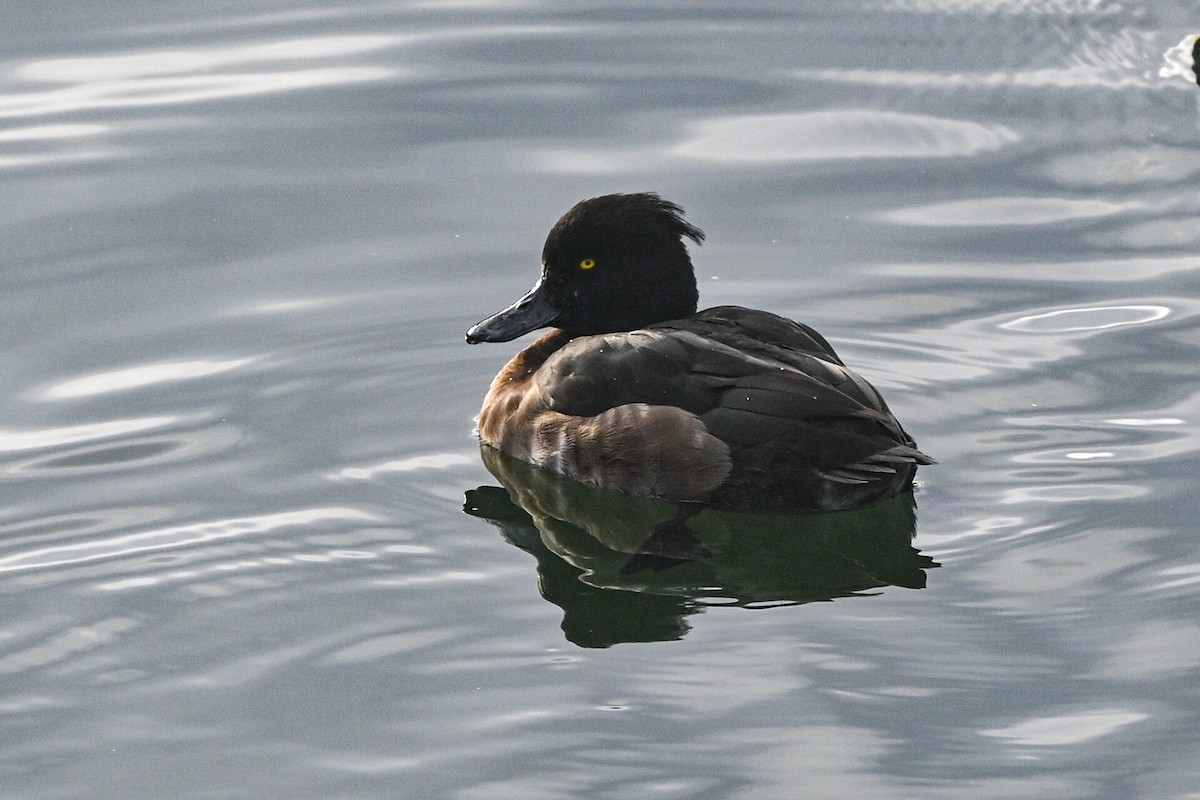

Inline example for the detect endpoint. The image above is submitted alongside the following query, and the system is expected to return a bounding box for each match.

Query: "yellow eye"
[579,258,596,270]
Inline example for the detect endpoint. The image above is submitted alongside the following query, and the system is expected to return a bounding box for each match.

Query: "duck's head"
[466,193,705,343]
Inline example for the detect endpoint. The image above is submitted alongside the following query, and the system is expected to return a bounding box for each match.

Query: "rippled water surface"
[3,2,1199,798]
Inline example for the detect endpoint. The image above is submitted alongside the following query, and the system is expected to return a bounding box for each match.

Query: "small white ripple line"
[980,709,1148,746]
[41,358,257,400]
[0,617,140,675]
[334,453,473,480]
[0,508,378,573]
[1149,564,1200,592]
[0,416,176,452]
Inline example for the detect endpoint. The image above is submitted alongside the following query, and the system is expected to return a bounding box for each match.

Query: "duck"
[465,193,934,512]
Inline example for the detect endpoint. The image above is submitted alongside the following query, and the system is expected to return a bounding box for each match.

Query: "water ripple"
[39,358,257,400]
[878,197,1138,227]
[3,426,240,478]
[534,109,1020,174]
[877,255,1200,283]
[980,708,1148,747]
[0,416,176,453]
[1147,565,1200,593]
[0,123,109,142]
[999,483,1149,503]
[1045,144,1200,187]
[1001,401,1200,465]
[0,34,402,170]
[2,68,394,120]
[1001,305,1170,333]
[878,0,1124,15]
[0,617,140,676]
[673,110,1020,163]
[333,453,475,481]
[795,25,1192,101]
[19,36,400,83]
[0,508,378,573]
[888,298,1191,384]
[2,35,401,120]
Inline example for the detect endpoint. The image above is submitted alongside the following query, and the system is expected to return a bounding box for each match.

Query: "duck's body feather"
[478,306,931,511]
[467,193,933,511]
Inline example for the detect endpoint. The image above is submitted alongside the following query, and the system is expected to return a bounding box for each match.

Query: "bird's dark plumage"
[466,193,933,511]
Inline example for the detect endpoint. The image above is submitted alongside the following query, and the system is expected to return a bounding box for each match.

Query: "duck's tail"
[821,444,936,485]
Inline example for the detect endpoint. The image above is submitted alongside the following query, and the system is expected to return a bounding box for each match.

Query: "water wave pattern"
[2,3,1199,797]
[0,508,378,575]
[875,0,1125,14]
[0,35,404,170]
[795,26,1191,91]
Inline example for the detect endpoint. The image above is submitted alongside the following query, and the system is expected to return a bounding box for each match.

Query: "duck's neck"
[489,329,570,388]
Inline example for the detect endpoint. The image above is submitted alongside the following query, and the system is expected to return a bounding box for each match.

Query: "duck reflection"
[464,447,937,648]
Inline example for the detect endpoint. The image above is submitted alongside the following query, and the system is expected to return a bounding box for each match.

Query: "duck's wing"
[536,327,924,467]
[535,329,726,419]
[651,306,913,426]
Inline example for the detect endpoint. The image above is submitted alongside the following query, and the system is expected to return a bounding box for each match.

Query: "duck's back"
[532,306,932,511]
[657,306,843,364]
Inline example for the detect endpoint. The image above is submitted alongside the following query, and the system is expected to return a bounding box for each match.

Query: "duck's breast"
[478,330,732,502]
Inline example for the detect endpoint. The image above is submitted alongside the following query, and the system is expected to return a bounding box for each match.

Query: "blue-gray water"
[2,2,1198,798]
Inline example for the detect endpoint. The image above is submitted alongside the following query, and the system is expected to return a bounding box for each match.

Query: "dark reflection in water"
[465,447,936,647]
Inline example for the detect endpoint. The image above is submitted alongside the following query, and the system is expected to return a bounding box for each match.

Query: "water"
[2,2,1198,798]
